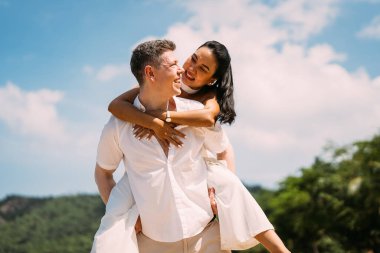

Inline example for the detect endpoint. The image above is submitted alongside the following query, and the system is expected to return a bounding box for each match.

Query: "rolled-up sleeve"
[96,117,123,170]
[203,123,230,154]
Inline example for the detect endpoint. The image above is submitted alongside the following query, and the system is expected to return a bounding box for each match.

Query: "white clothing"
[91,176,139,253]
[96,96,229,242]
[137,220,230,253]
[205,157,274,250]
[91,160,274,252]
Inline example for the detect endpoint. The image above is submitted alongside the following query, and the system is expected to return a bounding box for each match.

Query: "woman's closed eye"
[200,67,208,73]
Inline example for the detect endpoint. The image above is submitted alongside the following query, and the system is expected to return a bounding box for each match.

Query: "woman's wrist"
[151,117,164,133]
[147,109,166,121]
[162,111,167,121]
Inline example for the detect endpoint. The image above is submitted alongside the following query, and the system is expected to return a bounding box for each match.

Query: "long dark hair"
[198,41,236,125]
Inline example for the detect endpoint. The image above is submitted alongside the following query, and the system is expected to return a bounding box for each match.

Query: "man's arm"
[95,117,123,204]
[95,164,116,204]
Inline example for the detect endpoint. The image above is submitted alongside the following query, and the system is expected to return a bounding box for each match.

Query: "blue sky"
[1,0,380,199]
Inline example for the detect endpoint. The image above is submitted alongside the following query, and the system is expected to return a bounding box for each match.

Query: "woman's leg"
[206,157,290,251]
[91,173,139,253]
[255,230,291,253]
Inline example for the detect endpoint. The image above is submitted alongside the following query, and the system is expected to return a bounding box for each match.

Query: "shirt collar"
[133,95,180,112]
[133,95,146,112]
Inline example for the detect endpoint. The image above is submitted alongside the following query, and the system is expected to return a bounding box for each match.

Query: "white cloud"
[272,0,340,41]
[82,64,131,82]
[0,82,104,196]
[156,0,380,186]
[357,15,380,39]
[96,64,130,82]
[0,82,67,141]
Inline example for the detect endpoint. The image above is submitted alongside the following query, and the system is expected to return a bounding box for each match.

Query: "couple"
[91,39,290,253]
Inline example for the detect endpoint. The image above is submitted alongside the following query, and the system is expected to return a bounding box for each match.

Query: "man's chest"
[118,124,205,167]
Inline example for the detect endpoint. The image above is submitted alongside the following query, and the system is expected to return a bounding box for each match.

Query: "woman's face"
[181,46,218,90]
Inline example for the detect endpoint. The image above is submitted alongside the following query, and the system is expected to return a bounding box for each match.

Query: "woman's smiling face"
[181,46,218,90]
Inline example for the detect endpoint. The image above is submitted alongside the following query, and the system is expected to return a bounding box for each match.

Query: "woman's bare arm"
[108,88,185,147]
[146,92,220,127]
[110,88,221,128]
[165,95,220,127]
[108,87,161,129]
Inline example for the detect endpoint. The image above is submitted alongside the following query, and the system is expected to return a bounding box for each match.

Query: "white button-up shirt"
[96,96,229,242]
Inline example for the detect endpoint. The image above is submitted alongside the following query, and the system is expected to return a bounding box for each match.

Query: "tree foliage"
[0,195,104,253]
[238,133,380,253]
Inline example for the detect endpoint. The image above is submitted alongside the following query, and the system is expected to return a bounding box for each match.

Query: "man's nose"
[178,66,185,74]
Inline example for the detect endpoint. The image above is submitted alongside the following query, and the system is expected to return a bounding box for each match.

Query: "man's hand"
[135,216,142,234]
[208,187,218,215]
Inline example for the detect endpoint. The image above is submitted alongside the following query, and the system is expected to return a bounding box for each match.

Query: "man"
[94,39,230,253]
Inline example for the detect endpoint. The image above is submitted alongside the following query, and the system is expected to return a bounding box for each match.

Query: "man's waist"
[140,212,213,243]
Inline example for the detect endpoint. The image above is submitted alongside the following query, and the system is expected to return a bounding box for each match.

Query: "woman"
[95,41,290,253]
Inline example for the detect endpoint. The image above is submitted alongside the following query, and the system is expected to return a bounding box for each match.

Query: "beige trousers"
[137,220,231,253]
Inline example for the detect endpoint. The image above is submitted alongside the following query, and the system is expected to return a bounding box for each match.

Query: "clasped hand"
[133,118,185,149]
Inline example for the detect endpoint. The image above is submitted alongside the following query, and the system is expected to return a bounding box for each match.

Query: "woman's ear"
[144,65,155,81]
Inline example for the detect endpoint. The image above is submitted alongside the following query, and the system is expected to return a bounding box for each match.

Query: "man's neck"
[138,88,171,111]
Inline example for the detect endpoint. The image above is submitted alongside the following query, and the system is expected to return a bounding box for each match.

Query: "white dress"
[91,154,274,252]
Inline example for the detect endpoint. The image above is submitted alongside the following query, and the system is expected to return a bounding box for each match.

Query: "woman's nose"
[187,65,196,75]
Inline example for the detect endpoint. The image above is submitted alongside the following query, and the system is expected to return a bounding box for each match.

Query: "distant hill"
[0,194,104,253]
[0,192,267,253]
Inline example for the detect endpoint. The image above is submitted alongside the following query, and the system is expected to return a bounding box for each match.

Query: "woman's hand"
[133,120,186,148]
[151,121,186,148]
[133,125,154,140]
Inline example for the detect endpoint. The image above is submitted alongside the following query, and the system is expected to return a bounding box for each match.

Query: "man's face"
[154,50,184,97]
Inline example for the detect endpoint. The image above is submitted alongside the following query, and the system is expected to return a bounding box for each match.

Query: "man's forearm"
[95,165,116,204]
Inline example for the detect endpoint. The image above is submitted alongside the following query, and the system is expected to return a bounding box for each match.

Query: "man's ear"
[144,65,155,81]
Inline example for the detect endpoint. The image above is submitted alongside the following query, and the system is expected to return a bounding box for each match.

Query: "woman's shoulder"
[174,97,204,111]
[192,87,217,104]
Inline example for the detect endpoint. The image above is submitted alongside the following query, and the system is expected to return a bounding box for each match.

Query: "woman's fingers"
[156,137,169,150]
[158,131,183,147]
[147,130,154,140]
[133,125,145,138]
[169,128,186,139]
[133,125,152,140]
[166,134,183,148]
[136,128,151,139]
[157,125,186,147]
[133,124,144,132]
